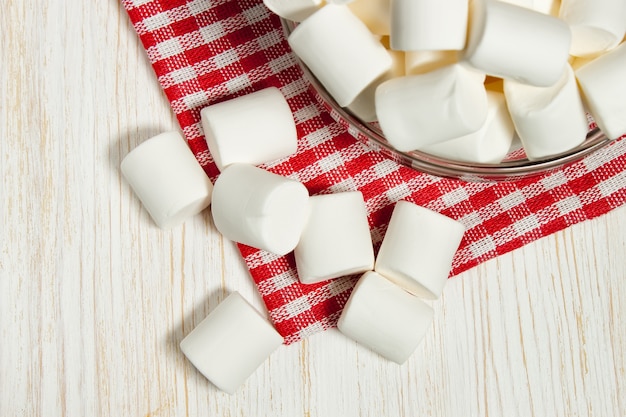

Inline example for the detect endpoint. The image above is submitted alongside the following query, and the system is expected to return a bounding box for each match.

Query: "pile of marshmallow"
[120,86,465,394]
[266,0,626,163]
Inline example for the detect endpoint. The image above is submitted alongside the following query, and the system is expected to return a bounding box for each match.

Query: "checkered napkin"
[123,0,626,344]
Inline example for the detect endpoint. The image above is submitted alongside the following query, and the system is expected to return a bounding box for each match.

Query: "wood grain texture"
[1,1,625,416]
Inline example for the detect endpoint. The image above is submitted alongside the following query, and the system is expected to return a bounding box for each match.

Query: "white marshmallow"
[337,271,434,364]
[288,5,393,107]
[263,0,322,22]
[499,0,533,8]
[463,0,571,87]
[402,44,486,80]
[390,0,469,51]
[500,0,559,14]
[346,47,405,123]
[559,0,626,57]
[531,0,560,15]
[348,0,391,36]
[421,91,515,164]
[569,55,596,72]
[375,201,465,299]
[504,65,589,160]
[120,131,213,229]
[294,191,374,284]
[404,50,459,75]
[576,41,626,140]
[180,292,283,394]
[344,78,383,123]
[211,164,309,256]
[200,87,297,172]
[375,64,488,151]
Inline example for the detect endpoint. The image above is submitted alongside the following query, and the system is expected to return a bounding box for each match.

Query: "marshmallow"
[504,65,589,160]
[346,46,405,123]
[463,0,571,87]
[288,5,393,107]
[576,41,626,140]
[348,0,391,36]
[499,0,533,8]
[180,292,283,394]
[344,77,383,123]
[500,0,559,14]
[120,131,213,229]
[405,51,486,82]
[200,87,297,172]
[337,271,434,364]
[569,55,596,72]
[404,50,459,75]
[531,0,560,15]
[375,64,488,151]
[262,0,323,22]
[294,191,374,284]
[559,0,626,57]
[211,164,309,255]
[421,91,515,164]
[390,0,469,51]
[375,201,465,299]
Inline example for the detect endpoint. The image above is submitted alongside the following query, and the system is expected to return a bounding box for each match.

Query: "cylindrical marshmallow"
[500,0,559,15]
[346,47,405,122]
[200,87,297,172]
[403,46,486,81]
[422,91,515,164]
[559,0,626,57]
[288,5,393,107]
[263,0,323,22]
[120,131,213,229]
[390,0,468,51]
[404,50,459,75]
[211,164,310,256]
[375,201,465,299]
[499,0,533,8]
[180,292,283,394]
[463,0,571,87]
[348,0,391,36]
[532,0,559,15]
[501,0,560,15]
[576,41,626,140]
[375,64,488,151]
[504,65,589,160]
[569,55,595,72]
[337,271,434,364]
[294,191,374,284]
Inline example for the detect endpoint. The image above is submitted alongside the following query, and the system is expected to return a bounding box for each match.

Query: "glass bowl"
[281,18,612,182]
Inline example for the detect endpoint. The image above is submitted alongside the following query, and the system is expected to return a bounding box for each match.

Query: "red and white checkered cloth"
[123,0,626,344]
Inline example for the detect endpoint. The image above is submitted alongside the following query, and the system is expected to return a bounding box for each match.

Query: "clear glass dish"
[281,18,612,182]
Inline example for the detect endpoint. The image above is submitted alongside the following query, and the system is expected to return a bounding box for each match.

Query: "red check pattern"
[122,0,626,344]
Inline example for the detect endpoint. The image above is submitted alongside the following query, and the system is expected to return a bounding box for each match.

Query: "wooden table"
[2,2,625,416]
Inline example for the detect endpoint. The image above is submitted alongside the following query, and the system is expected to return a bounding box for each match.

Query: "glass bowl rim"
[280,18,612,182]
